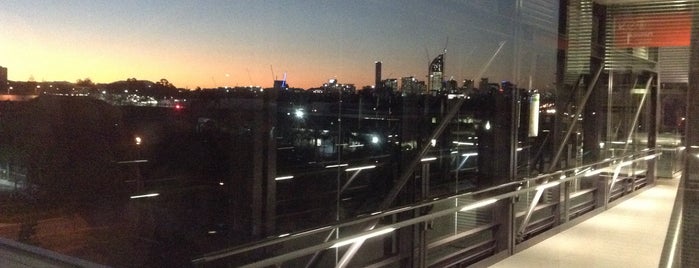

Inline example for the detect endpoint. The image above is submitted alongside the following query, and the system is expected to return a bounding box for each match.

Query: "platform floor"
[491,178,679,268]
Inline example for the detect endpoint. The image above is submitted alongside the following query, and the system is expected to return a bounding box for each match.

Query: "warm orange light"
[614,12,691,48]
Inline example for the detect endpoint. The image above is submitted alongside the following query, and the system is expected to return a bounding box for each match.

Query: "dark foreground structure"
[0,0,698,267]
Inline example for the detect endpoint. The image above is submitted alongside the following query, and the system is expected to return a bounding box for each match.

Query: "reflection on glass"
[0,0,692,267]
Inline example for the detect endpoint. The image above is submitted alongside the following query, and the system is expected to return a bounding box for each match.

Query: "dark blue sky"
[0,0,559,89]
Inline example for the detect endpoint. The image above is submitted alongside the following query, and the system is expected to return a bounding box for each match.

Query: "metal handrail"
[658,169,685,268]
[192,148,661,266]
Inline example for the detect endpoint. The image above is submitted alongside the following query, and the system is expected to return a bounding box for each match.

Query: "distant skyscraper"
[428,54,444,92]
[375,61,382,90]
[445,78,458,92]
[273,80,288,90]
[400,76,425,95]
[0,66,7,93]
[462,79,474,90]
[322,79,355,94]
[382,79,397,92]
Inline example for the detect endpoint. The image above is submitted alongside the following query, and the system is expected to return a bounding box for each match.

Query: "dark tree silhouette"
[76,78,95,88]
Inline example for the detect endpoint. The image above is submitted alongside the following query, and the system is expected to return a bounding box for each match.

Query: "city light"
[371,136,380,144]
[453,141,475,146]
[420,157,437,162]
[135,136,142,145]
[275,175,294,181]
[295,109,305,118]
[345,165,376,172]
[130,193,160,199]
[325,164,349,168]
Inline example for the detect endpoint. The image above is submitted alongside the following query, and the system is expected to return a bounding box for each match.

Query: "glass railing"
[659,145,699,268]
[192,149,661,267]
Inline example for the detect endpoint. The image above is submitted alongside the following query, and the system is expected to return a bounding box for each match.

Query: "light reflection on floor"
[491,178,679,268]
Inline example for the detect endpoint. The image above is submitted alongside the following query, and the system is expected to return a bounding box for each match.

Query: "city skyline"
[1,1,559,90]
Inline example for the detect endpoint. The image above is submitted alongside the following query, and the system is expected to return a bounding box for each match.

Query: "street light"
[135,136,142,145]
[295,109,305,119]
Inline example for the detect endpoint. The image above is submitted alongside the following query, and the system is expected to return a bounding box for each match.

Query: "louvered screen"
[565,0,594,84]
[659,47,690,84]
[604,1,698,72]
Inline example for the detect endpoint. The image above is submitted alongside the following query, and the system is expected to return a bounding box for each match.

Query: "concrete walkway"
[491,178,679,268]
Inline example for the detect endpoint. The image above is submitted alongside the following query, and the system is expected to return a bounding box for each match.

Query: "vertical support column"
[492,199,515,255]
[477,93,512,189]
[510,88,520,184]
[416,163,430,268]
[507,200,515,254]
[681,5,699,267]
[553,179,563,224]
[607,71,614,148]
[647,77,658,184]
[250,100,264,238]
[596,176,609,209]
[507,86,519,253]
[264,91,278,236]
[476,83,518,256]
[583,62,604,166]
[396,95,419,268]
[562,181,571,223]
[247,93,278,239]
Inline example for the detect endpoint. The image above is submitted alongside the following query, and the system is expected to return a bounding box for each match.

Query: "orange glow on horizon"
[3,49,374,90]
[1,25,376,90]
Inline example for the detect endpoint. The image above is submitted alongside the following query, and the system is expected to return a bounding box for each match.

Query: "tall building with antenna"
[428,54,444,92]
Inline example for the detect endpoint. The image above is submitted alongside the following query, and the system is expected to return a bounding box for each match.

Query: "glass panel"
[0,0,691,267]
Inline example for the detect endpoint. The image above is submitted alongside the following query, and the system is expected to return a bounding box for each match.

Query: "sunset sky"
[1,1,559,89]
